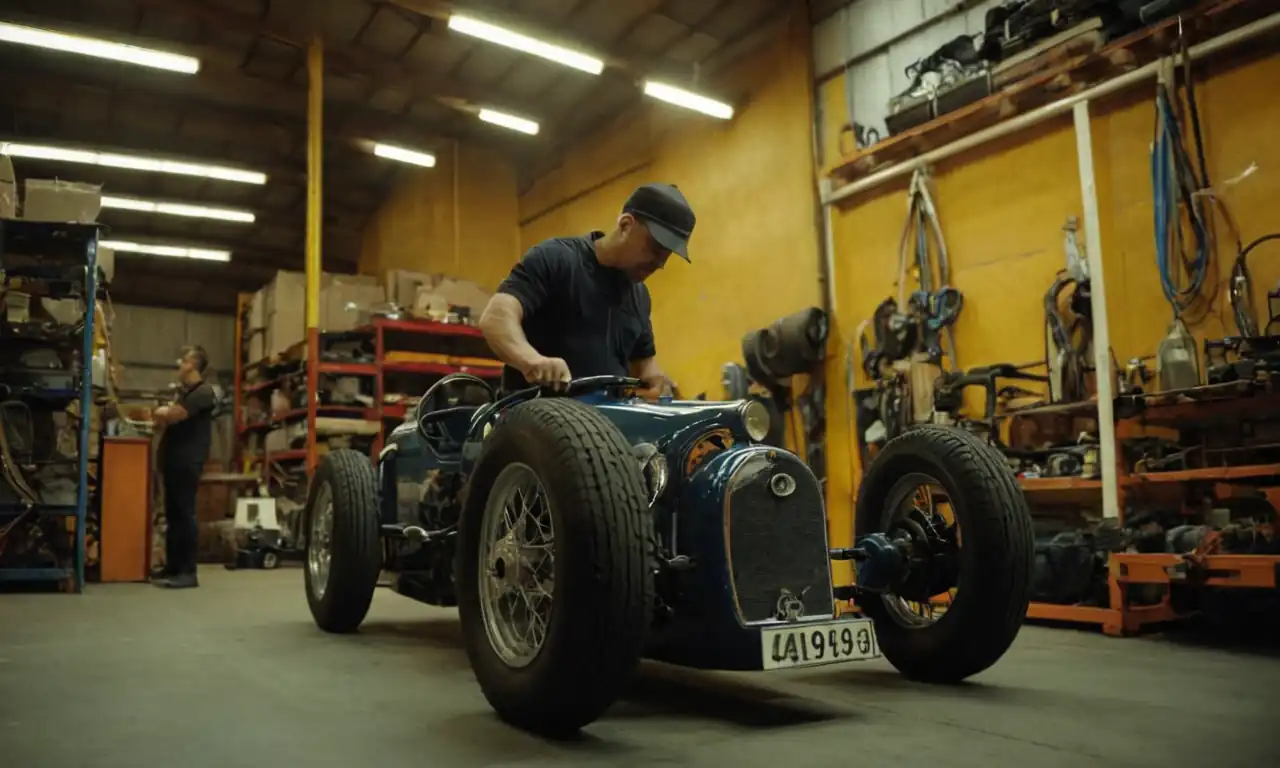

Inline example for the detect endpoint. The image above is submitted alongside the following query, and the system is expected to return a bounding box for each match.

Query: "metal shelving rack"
[231,300,503,484]
[0,219,99,592]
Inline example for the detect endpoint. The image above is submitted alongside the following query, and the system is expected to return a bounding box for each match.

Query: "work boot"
[149,566,177,582]
[161,572,199,589]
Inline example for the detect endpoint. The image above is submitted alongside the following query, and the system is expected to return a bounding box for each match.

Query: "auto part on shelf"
[1156,316,1200,391]
[932,362,1049,445]
[1044,223,1093,403]
[1228,233,1280,337]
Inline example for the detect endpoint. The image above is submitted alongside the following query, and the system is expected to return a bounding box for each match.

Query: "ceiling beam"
[106,276,242,315]
[0,7,489,161]
[101,222,357,272]
[0,81,387,211]
[522,2,795,183]
[387,0,662,76]
[131,0,545,126]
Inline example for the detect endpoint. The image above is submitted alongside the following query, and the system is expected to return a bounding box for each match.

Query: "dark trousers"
[162,461,203,575]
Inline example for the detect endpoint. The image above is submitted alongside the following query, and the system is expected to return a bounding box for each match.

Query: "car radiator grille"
[726,451,833,624]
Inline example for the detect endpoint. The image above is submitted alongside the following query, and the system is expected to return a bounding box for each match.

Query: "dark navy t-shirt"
[496,231,655,391]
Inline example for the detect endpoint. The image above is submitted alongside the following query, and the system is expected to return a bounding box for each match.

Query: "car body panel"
[371,384,875,672]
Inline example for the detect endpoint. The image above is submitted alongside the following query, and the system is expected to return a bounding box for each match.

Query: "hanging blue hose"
[1151,84,1210,317]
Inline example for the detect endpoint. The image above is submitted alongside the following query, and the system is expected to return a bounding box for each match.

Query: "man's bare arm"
[480,294,542,373]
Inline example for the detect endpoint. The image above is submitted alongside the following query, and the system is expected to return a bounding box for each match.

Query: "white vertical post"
[1072,100,1120,520]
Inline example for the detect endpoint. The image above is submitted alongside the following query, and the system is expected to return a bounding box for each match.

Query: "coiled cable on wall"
[1151,41,1214,321]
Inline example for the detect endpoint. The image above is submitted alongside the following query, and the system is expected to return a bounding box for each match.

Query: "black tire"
[855,424,1034,682]
[456,399,654,737]
[304,449,382,634]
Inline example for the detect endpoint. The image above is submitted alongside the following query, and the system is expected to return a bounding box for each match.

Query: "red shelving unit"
[233,308,503,487]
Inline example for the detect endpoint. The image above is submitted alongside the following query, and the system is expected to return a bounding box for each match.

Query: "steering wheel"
[415,373,496,444]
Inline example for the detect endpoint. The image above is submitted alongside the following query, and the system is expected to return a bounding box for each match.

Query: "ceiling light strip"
[0,142,267,185]
[642,81,734,120]
[100,239,231,262]
[0,21,199,73]
[100,195,255,223]
[478,108,540,136]
[373,143,437,168]
[447,14,604,75]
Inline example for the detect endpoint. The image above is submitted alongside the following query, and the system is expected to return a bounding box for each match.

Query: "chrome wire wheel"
[478,462,556,669]
[308,481,335,600]
[880,472,960,629]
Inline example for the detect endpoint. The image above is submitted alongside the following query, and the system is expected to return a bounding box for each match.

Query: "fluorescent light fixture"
[100,240,231,262]
[478,108,540,136]
[447,14,604,75]
[100,195,255,223]
[0,21,199,73]
[373,143,437,168]
[0,142,267,184]
[642,80,735,120]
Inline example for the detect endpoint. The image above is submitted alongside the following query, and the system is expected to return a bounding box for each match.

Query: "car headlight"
[739,399,771,442]
[643,452,669,505]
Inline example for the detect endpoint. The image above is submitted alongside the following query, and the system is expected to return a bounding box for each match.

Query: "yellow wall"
[358,140,521,291]
[820,49,1280,564]
[516,7,823,399]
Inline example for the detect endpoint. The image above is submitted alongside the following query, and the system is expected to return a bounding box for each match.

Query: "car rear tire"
[855,424,1034,682]
[304,449,382,634]
[456,398,654,737]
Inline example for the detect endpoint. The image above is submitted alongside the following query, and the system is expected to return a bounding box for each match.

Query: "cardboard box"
[248,331,265,364]
[265,270,307,321]
[248,288,267,331]
[0,155,15,218]
[322,277,385,332]
[22,179,102,223]
[265,311,302,357]
[412,276,492,321]
[385,269,434,308]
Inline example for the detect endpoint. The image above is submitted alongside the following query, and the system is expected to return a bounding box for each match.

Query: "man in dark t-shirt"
[151,345,217,589]
[479,183,695,398]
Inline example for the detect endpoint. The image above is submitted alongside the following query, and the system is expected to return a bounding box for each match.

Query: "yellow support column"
[305,37,323,476]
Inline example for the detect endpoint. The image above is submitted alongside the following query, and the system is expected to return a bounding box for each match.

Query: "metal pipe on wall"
[305,36,323,475]
[1072,100,1120,519]
[306,38,324,329]
[821,11,1280,207]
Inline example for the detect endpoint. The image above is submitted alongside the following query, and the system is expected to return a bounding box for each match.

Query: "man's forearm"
[479,298,542,372]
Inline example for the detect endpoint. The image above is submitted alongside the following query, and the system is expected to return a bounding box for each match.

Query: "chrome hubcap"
[308,482,334,600]
[478,463,555,668]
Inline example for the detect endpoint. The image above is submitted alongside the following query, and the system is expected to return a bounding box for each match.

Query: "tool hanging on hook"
[895,167,962,369]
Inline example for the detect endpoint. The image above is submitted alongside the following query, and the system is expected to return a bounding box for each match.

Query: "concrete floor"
[1,567,1278,768]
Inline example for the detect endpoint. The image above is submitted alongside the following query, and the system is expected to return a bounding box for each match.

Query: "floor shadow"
[607,662,851,728]
[357,616,467,653]
[797,665,1036,704]
[1151,619,1280,659]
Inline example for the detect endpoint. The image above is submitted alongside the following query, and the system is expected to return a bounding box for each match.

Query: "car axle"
[829,532,914,593]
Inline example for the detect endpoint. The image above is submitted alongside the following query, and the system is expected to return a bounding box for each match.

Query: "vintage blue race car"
[300,374,1034,736]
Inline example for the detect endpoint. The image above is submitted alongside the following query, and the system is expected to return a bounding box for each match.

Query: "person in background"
[479,182,692,399]
[150,345,216,589]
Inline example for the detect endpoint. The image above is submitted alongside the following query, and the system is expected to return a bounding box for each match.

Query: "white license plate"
[761,618,880,670]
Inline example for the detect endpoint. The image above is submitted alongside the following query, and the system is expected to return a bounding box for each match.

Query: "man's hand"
[524,355,572,391]
[636,375,675,402]
[152,406,171,427]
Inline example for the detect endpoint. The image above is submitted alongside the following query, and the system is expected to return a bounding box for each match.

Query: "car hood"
[583,396,746,448]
